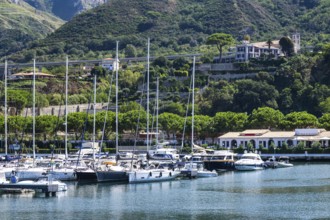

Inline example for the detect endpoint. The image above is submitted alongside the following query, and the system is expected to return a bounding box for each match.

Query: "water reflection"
[1,163,330,219]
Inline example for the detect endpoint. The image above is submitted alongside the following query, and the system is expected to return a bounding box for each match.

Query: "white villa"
[219,33,301,63]
[218,128,330,149]
[101,58,120,71]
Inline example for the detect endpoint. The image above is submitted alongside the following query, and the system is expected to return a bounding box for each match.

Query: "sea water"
[1,163,330,220]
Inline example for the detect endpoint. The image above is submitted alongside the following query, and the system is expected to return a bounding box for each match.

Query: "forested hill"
[8,0,330,62]
[0,0,63,58]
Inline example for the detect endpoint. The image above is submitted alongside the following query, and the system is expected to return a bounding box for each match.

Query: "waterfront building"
[218,128,330,149]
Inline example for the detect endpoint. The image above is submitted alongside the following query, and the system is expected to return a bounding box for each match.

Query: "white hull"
[197,170,218,178]
[277,162,293,168]
[128,169,180,183]
[48,168,77,181]
[16,167,76,181]
[16,168,47,181]
[235,164,264,171]
[14,179,67,192]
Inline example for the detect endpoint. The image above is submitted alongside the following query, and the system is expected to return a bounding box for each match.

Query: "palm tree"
[266,39,273,60]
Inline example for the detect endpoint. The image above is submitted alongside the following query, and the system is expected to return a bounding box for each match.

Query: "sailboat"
[94,41,129,183]
[127,38,180,183]
[15,58,77,181]
[147,77,180,163]
[180,57,217,178]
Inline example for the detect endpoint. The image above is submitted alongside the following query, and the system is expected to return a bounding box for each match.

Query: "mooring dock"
[0,183,60,197]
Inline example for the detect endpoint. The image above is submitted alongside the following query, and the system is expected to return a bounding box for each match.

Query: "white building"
[218,128,330,149]
[235,40,281,62]
[220,33,301,63]
[101,58,120,71]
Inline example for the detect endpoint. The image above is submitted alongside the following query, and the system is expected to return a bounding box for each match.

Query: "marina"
[0,163,329,219]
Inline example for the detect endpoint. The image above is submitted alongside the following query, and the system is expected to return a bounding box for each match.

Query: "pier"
[0,183,59,197]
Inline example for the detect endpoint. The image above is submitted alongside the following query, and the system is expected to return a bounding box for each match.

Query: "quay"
[259,153,330,162]
[0,183,59,197]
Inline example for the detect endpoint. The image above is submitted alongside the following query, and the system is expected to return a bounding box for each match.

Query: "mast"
[33,59,36,165]
[4,60,7,156]
[191,56,196,153]
[65,56,68,159]
[115,41,119,154]
[93,74,97,161]
[156,77,159,145]
[147,38,150,151]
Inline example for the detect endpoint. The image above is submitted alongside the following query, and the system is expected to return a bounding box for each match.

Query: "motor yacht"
[234,153,265,171]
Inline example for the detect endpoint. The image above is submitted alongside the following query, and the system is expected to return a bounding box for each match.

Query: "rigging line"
[130,66,147,170]
[76,94,93,168]
[98,72,115,164]
[50,78,66,160]
[181,68,193,153]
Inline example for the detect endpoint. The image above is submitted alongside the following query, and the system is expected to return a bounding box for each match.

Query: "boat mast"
[191,57,196,154]
[115,41,119,155]
[4,60,7,156]
[33,59,36,165]
[93,74,97,161]
[147,38,150,151]
[65,56,68,160]
[156,77,159,145]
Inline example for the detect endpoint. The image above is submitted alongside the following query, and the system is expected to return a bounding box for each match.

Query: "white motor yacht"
[234,153,265,171]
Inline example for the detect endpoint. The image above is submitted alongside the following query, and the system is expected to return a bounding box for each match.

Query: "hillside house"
[101,58,120,71]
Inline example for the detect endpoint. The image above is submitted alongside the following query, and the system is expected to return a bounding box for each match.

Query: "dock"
[0,183,59,197]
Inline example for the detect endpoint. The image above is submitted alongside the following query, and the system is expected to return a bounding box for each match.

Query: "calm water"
[1,163,330,220]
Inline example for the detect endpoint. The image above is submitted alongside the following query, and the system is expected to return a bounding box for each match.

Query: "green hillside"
[0,0,64,57]
[4,0,330,62]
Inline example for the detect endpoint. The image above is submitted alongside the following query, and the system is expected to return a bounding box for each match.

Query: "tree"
[279,36,294,57]
[266,39,273,60]
[213,112,248,133]
[206,33,235,63]
[91,66,107,77]
[158,113,183,139]
[124,44,137,58]
[248,107,284,129]
[280,111,319,130]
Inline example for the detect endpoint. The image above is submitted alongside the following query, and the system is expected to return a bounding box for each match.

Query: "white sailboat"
[180,57,217,178]
[16,58,76,181]
[127,38,180,183]
[95,41,129,183]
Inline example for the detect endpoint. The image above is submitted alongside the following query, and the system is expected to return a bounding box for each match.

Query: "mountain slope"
[23,0,106,20]
[6,0,330,61]
[0,0,64,57]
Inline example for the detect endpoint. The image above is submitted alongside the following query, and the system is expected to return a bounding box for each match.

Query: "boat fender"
[160,172,162,177]
[149,172,152,177]
[169,172,172,177]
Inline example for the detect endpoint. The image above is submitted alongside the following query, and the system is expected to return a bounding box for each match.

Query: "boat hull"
[128,170,180,183]
[235,164,264,171]
[203,160,236,171]
[75,170,97,182]
[95,171,128,183]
